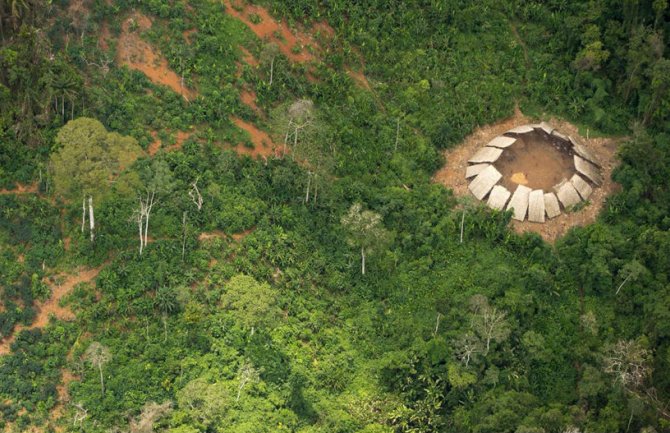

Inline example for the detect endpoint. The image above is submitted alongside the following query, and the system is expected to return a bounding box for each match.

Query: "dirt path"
[230,117,281,158]
[0,266,102,355]
[115,12,196,100]
[433,107,622,242]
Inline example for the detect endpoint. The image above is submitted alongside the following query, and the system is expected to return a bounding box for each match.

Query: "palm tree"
[154,286,178,342]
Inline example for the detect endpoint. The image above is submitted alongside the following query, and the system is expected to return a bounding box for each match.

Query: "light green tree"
[175,378,231,429]
[50,117,142,241]
[222,274,279,335]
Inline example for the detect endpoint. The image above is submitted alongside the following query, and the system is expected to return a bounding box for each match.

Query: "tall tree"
[260,42,280,87]
[341,203,391,275]
[469,295,511,355]
[51,117,142,241]
[84,341,112,396]
[134,158,174,254]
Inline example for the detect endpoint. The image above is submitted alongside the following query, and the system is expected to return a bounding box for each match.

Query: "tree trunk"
[304,172,311,203]
[138,213,144,255]
[163,313,168,343]
[361,246,366,275]
[143,191,155,248]
[459,211,465,244]
[283,120,292,154]
[394,117,400,153]
[81,197,86,233]
[269,58,274,86]
[98,365,105,396]
[88,196,95,242]
[293,127,299,156]
[181,211,187,261]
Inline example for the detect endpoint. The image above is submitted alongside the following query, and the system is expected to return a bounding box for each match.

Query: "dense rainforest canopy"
[0,1,669,432]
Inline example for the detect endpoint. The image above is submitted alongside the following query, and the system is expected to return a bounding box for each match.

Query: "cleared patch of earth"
[182,28,196,44]
[239,47,259,67]
[225,0,370,90]
[225,0,316,63]
[0,266,102,355]
[433,107,622,242]
[148,130,193,156]
[240,88,261,114]
[115,12,195,100]
[230,117,281,159]
[495,131,575,191]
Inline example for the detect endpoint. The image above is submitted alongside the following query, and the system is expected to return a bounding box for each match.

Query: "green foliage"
[220,274,279,334]
[1,1,670,432]
[51,117,143,200]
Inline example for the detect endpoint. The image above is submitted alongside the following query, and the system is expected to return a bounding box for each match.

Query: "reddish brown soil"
[198,230,225,241]
[52,368,77,413]
[240,88,261,113]
[312,22,335,38]
[239,47,259,67]
[98,21,110,51]
[433,107,621,242]
[230,117,280,158]
[148,130,192,156]
[117,12,195,100]
[231,228,254,241]
[0,266,102,355]
[347,69,371,90]
[199,228,254,241]
[0,182,38,194]
[183,28,197,44]
[225,0,316,63]
[225,1,371,90]
[495,132,575,191]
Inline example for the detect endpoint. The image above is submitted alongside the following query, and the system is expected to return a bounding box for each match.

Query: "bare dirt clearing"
[148,130,193,156]
[230,117,281,159]
[240,88,261,114]
[0,266,102,355]
[434,107,622,242]
[224,0,316,63]
[225,0,371,90]
[114,12,195,100]
[495,131,575,191]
